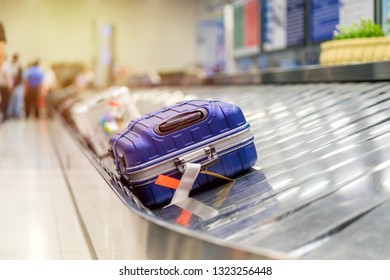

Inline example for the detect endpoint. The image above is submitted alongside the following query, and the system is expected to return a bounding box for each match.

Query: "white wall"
[0,0,202,72]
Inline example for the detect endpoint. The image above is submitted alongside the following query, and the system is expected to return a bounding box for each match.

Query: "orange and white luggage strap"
[158,162,219,220]
[166,162,218,219]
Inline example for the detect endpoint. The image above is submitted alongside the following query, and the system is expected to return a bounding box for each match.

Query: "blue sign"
[287,0,305,46]
[311,0,339,42]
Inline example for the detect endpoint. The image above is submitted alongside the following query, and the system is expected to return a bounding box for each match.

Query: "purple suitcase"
[109,100,257,208]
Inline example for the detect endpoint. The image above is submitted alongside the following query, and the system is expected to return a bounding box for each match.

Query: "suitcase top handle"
[154,108,208,136]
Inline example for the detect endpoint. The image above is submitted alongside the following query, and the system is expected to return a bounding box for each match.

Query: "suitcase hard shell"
[109,100,257,208]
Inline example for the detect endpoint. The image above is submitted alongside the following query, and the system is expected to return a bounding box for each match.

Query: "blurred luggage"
[71,86,140,158]
[132,89,187,115]
[45,85,77,111]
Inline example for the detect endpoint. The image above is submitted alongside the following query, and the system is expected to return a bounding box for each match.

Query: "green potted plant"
[320,19,390,65]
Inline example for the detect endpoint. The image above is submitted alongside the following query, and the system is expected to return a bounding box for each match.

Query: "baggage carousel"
[48,62,390,259]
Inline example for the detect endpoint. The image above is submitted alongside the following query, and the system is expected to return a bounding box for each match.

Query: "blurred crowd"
[0,20,98,123]
[0,19,209,125]
[0,53,57,122]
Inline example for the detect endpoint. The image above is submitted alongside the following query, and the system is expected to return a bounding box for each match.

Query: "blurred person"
[43,64,57,95]
[0,21,6,69]
[75,67,94,93]
[113,65,131,86]
[42,64,58,119]
[25,60,44,118]
[0,55,13,122]
[7,53,24,118]
[0,21,9,122]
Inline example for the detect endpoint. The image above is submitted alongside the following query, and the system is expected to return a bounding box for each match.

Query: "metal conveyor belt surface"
[110,82,390,259]
[52,81,390,259]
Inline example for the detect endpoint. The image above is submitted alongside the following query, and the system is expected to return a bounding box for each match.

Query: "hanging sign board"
[311,0,339,43]
[287,0,305,47]
[233,0,261,57]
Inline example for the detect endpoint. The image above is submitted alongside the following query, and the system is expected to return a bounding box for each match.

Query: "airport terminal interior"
[1,0,390,260]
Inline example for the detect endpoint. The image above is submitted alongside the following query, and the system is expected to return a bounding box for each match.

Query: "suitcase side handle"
[154,108,208,135]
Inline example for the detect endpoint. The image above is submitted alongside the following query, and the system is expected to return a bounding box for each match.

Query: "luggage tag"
[156,162,218,219]
[156,156,235,221]
[156,169,219,223]
[199,170,235,208]
[156,169,235,217]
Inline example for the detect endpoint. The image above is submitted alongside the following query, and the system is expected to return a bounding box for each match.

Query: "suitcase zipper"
[124,127,254,185]
[125,124,250,172]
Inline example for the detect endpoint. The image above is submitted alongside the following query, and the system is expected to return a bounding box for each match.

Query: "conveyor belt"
[54,82,390,259]
[111,83,390,259]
